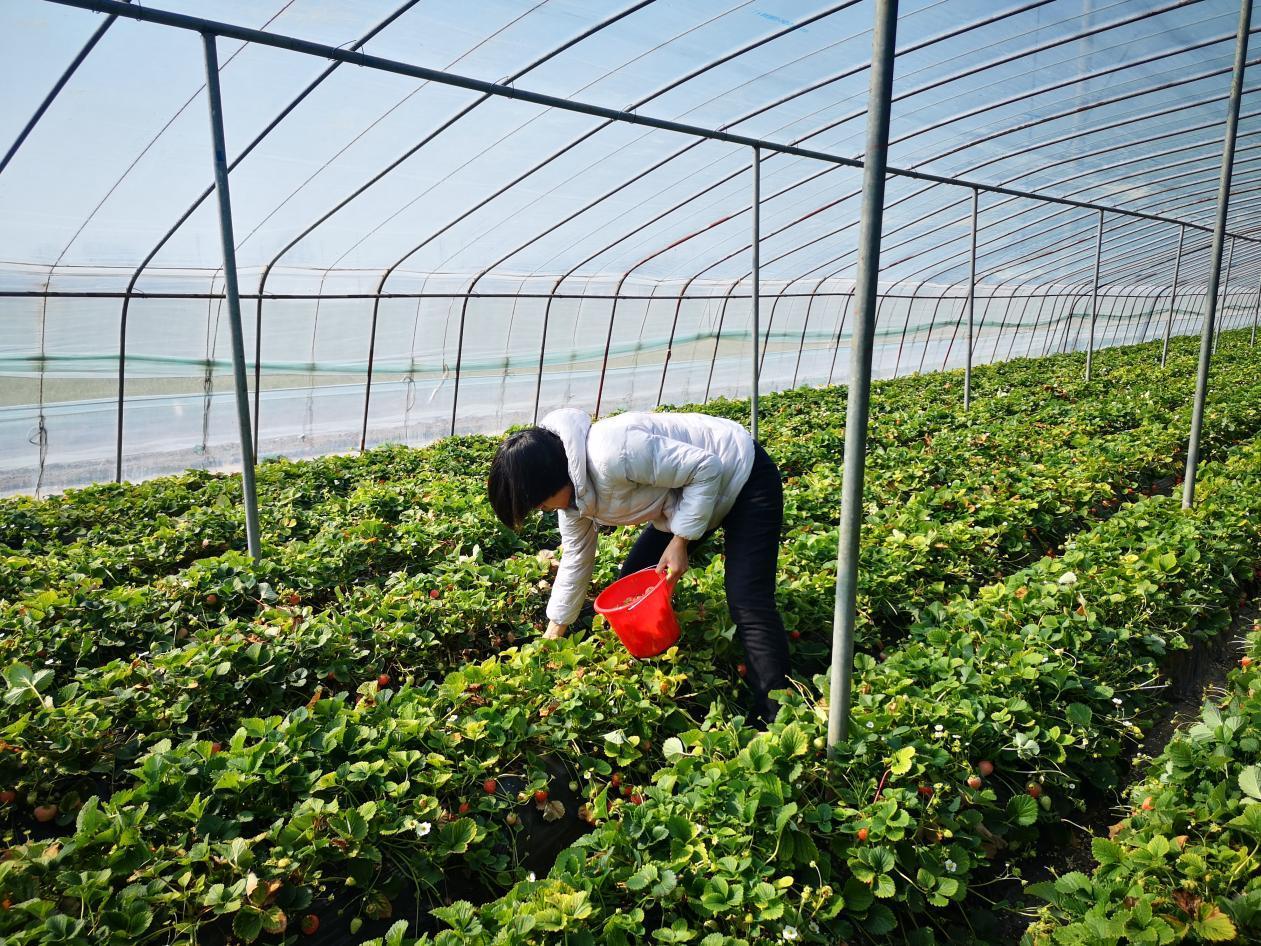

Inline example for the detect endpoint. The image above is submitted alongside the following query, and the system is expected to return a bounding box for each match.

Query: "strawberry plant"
[2,333,1261,944]
[1024,622,1261,945]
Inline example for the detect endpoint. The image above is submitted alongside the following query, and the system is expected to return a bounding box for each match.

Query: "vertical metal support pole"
[1185,0,1251,509]
[1251,270,1260,347]
[892,281,925,379]
[1023,293,1051,360]
[1124,287,1154,348]
[656,291,690,407]
[964,188,978,410]
[1214,237,1234,355]
[978,289,1003,366]
[704,285,738,403]
[1003,291,1037,363]
[828,0,897,750]
[533,295,556,424]
[759,292,784,377]
[792,285,822,389]
[252,296,262,457]
[1085,209,1104,381]
[828,288,857,385]
[360,293,383,452]
[1160,226,1185,367]
[1056,289,1080,356]
[202,33,261,559]
[450,294,470,435]
[751,145,761,442]
[917,293,949,374]
[594,296,620,418]
[115,295,130,482]
[1111,288,1142,351]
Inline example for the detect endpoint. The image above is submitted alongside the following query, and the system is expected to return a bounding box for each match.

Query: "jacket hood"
[539,408,594,517]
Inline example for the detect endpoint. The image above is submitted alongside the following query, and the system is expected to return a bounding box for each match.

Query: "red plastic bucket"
[594,568,681,658]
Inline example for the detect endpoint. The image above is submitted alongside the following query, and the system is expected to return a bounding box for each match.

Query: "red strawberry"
[287,592,302,606]
[0,791,15,805]
[1026,782,1042,799]
[210,742,222,755]
[458,802,472,815]
[1141,796,1154,811]
[301,914,319,935]
[33,804,58,823]
[1243,657,1254,668]
[857,827,869,842]
[736,663,748,678]
[430,589,441,599]
[377,673,391,688]
[789,630,802,641]
[205,593,219,606]
[630,794,643,805]
[483,779,497,795]
[918,785,933,798]
[977,760,994,777]
[534,789,548,804]
[610,773,622,788]
[967,776,983,790]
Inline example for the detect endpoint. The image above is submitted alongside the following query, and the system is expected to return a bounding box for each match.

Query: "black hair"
[488,427,572,530]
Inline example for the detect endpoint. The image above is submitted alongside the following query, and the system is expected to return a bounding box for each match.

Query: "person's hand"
[544,621,568,639]
[657,535,689,585]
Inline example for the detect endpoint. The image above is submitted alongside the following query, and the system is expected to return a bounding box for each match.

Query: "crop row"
[1023,626,1261,945]
[395,435,1261,946]
[0,441,555,605]
[0,437,503,558]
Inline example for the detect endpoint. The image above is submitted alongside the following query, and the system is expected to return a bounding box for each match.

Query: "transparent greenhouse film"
[4,258,1253,497]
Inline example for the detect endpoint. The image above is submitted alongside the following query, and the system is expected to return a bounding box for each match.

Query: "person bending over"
[488,407,790,726]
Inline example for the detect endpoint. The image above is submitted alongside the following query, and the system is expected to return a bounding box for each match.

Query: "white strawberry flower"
[782,927,800,942]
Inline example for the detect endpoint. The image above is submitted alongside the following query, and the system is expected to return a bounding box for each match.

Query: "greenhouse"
[3,0,1261,943]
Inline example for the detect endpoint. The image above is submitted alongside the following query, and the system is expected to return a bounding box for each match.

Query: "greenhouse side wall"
[3,272,1249,498]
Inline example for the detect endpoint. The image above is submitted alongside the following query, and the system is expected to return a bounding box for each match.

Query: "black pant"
[620,443,790,726]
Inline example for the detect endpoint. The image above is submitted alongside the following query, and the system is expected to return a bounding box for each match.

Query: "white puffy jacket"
[538,408,755,626]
